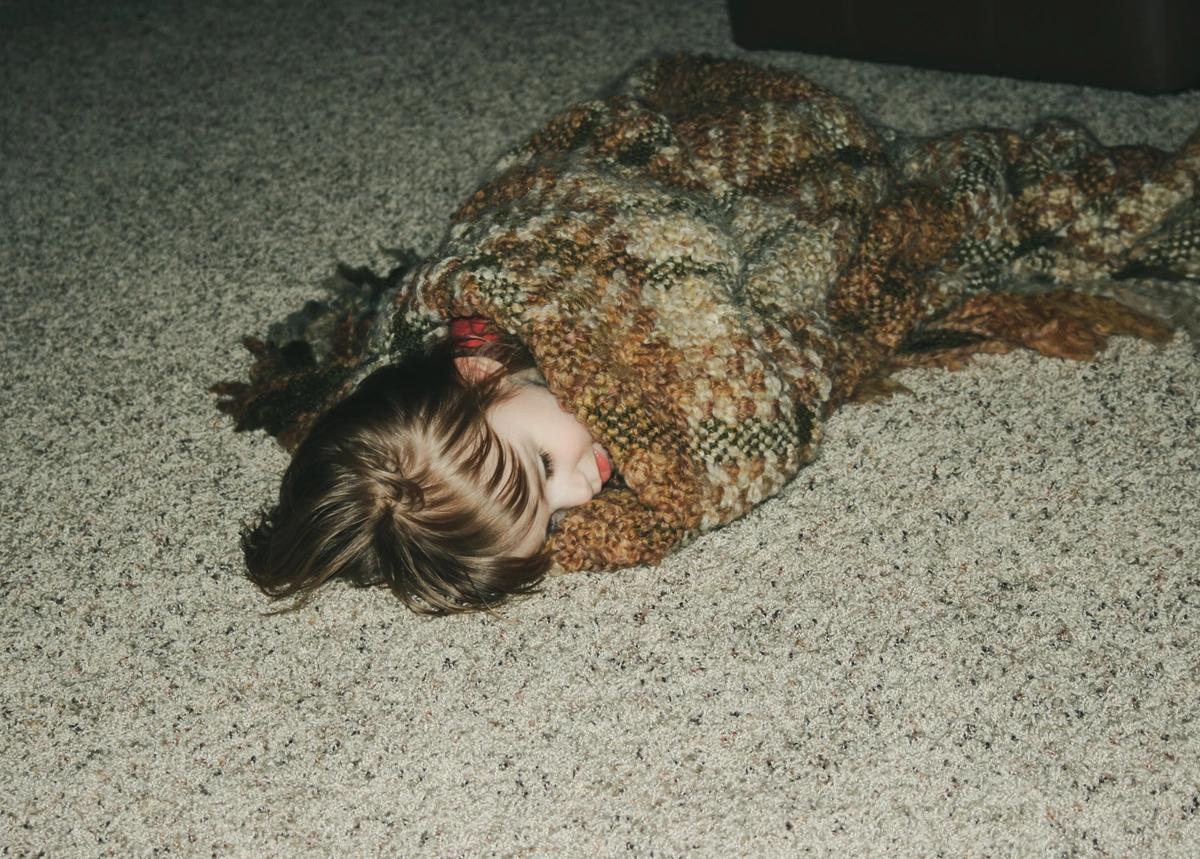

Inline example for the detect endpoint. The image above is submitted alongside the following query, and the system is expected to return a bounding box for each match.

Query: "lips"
[594,445,613,485]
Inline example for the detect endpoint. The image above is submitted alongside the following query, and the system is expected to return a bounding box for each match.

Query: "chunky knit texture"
[212,52,1199,573]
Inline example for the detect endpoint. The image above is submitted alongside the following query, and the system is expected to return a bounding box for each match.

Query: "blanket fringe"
[208,247,421,452]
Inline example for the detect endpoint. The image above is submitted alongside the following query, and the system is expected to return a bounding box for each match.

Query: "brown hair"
[239,330,554,616]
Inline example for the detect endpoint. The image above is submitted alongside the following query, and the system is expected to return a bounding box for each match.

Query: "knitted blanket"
[212,53,1199,573]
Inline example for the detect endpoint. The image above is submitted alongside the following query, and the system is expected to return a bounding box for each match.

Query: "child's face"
[460,357,613,556]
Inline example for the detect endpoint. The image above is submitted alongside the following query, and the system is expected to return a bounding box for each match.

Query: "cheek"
[569,413,596,445]
[546,408,588,445]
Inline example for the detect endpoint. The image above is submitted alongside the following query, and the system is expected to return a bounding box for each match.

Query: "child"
[212,52,1197,616]
[234,315,617,615]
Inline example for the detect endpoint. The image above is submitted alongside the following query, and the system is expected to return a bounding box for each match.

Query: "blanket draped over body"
[212,53,1199,573]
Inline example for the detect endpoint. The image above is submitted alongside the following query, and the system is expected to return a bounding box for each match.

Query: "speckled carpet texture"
[3,0,1198,855]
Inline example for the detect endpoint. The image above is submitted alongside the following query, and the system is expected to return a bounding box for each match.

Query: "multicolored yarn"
[212,53,1198,573]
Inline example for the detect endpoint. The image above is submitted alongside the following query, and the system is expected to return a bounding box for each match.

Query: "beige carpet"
[2,0,1198,855]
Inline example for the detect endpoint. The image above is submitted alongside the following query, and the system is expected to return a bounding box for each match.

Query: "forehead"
[512,504,550,557]
[489,431,550,558]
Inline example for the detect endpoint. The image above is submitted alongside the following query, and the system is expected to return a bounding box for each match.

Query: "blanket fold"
[212,53,1198,572]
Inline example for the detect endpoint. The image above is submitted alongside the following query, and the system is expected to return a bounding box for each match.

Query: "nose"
[549,463,598,510]
[570,468,598,504]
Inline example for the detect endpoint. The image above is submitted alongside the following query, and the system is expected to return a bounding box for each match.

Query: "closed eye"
[539,449,555,479]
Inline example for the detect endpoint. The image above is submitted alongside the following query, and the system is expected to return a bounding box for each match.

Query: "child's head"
[239,330,610,616]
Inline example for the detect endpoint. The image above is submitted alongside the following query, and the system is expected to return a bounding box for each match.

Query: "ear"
[454,355,506,383]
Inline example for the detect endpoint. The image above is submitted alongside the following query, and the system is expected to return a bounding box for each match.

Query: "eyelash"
[539,449,555,479]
